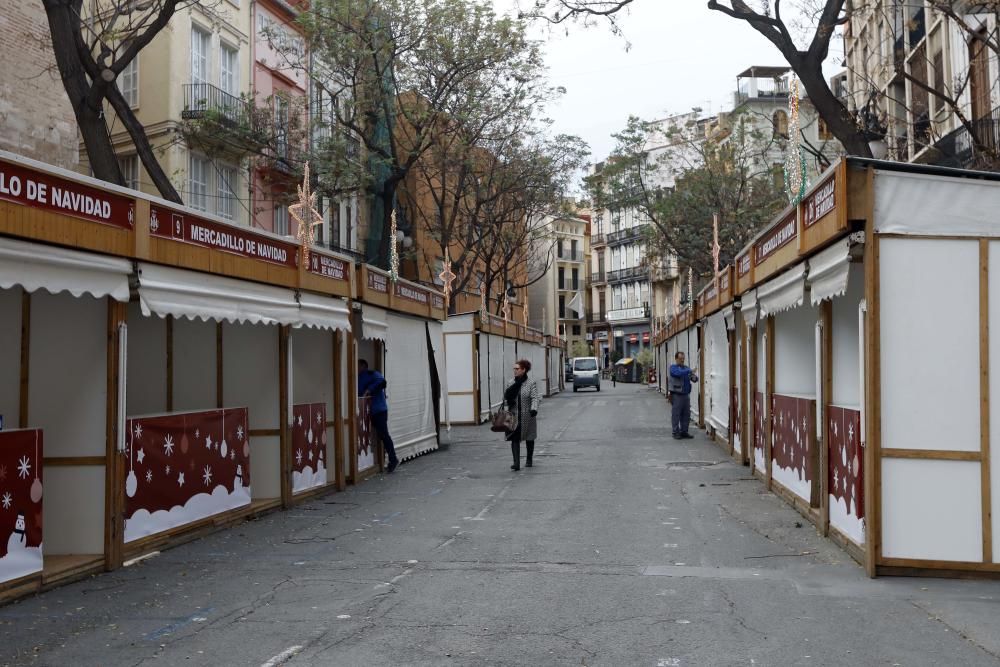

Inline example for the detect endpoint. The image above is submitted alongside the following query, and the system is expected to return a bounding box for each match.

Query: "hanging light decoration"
[289,163,324,266]
[438,251,456,311]
[389,209,400,283]
[784,76,809,205]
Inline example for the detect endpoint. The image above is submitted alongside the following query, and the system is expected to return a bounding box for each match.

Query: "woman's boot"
[526,441,534,467]
[510,441,520,471]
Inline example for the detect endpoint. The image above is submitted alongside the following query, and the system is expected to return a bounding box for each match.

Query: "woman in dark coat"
[503,359,541,471]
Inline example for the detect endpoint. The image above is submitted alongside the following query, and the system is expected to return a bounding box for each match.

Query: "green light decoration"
[784,77,809,205]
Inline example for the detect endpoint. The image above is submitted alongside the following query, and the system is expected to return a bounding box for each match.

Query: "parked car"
[565,360,574,383]
[572,356,601,392]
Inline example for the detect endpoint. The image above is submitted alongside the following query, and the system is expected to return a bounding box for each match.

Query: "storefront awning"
[0,235,131,301]
[741,291,759,329]
[136,262,300,325]
[807,238,852,306]
[361,305,389,341]
[757,263,806,316]
[296,292,352,331]
[721,306,736,331]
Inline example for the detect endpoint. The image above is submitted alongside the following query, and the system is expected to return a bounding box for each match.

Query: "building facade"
[529,214,590,350]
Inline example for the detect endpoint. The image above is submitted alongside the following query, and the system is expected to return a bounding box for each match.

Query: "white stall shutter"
[741,291,759,329]
[0,235,131,301]
[874,168,1000,237]
[362,305,389,341]
[758,263,807,316]
[136,262,299,324]
[297,292,351,331]
[707,311,730,434]
[386,312,437,460]
[808,238,852,306]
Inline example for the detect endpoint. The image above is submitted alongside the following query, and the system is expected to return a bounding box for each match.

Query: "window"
[572,268,579,290]
[557,240,564,258]
[570,239,578,259]
[773,110,788,138]
[120,55,139,108]
[191,26,211,85]
[275,95,289,158]
[817,117,832,141]
[572,325,581,336]
[931,48,945,115]
[220,43,239,96]
[558,267,565,289]
[274,204,289,235]
[559,295,566,319]
[217,164,237,220]
[118,154,139,190]
[188,154,209,211]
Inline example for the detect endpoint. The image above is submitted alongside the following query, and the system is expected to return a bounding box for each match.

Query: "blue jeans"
[671,393,691,435]
[370,410,397,465]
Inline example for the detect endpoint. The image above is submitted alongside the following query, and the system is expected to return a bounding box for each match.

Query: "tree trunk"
[106,86,183,203]
[797,63,873,158]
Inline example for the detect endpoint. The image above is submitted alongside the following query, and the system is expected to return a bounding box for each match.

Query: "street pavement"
[3,382,1000,666]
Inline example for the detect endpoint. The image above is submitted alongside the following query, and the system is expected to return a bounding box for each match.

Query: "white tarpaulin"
[721,305,736,331]
[361,305,389,341]
[741,291,759,329]
[386,312,437,460]
[874,168,1000,237]
[758,264,807,316]
[136,262,299,324]
[706,311,730,435]
[808,238,853,306]
[0,235,131,301]
[296,292,351,331]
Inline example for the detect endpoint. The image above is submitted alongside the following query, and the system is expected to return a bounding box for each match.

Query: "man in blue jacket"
[669,351,699,440]
[358,359,398,473]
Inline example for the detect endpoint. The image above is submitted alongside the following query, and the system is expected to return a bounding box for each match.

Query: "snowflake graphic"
[236,425,244,441]
[1,492,11,510]
[202,465,213,486]
[134,424,143,439]
[163,434,175,456]
[297,415,303,427]
[833,469,839,489]
[195,429,200,439]
[848,422,855,441]
[205,435,213,449]
[137,448,145,464]
[146,470,152,483]
[177,471,185,487]
[165,465,171,475]
[317,412,323,424]
[17,456,30,480]
[295,449,303,466]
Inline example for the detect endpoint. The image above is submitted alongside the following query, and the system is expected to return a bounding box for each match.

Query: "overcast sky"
[495,2,794,164]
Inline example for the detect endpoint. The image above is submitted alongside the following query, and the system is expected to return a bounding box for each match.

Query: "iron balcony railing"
[607,266,648,284]
[591,233,607,246]
[607,223,649,245]
[182,82,255,129]
[590,271,606,285]
[557,250,585,262]
[929,107,1000,170]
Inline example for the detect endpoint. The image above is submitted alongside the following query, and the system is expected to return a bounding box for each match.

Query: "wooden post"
[729,320,737,458]
[278,325,291,508]
[348,332,358,485]
[104,298,127,572]
[698,323,706,429]
[862,165,881,578]
[765,315,775,490]
[333,330,346,491]
[748,324,757,472]
[739,320,749,466]
[820,299,834,535]
[981,239,992,563]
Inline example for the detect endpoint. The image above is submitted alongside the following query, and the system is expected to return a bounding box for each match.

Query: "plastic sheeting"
[873,168,1000,237]
[136,262,299,325]
[758,264,807,316]
[0,235,131,301]
[386,312,438,461]
[706,311,730,435]
[296,292,352,331]
[808,238,852,306]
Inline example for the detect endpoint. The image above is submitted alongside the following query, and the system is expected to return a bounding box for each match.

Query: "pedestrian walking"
[504,359,541,471]
[668,351,698,440]
[358,359,398,473]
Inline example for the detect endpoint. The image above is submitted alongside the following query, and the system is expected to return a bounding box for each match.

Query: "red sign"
[366,270,389,294]
[150,204,298,268]
[803,175,836,228]
[292,402,327,494]
[771,394,814,497]
[737,253,751,278]
[308,252,348,281]
[828,406,864,521]
[124,407,251,543]
[0,429,43,583]
[0,158,134,229]
[395,282,429,305]
[754,209,797,264]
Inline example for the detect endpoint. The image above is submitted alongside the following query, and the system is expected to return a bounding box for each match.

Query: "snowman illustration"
[234,463,245,490]
[12,511,26,546]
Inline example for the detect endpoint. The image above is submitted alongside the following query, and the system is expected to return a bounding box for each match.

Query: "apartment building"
[844,2,1000,168]
[529,214,590,350]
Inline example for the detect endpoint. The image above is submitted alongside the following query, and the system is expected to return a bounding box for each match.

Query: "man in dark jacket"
[669,351,698,440]
[358,359,398,473]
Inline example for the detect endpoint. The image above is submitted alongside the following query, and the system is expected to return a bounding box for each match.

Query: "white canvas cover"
[386,312,437,460]
[721,305,736,331]
[0,235,131,301]
[873,168,1000,237]
[136,262,299,325]
[706,311,730,435]
[741,291,759,329]
[361,305,389,341]
[758,264,807,316]
[808,238,852,306]
[296,292,351,331]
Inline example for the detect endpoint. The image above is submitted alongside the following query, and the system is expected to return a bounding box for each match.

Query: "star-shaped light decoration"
[479,284,488,321]
[522,292,529,328]
[438,255,456,311]
[711,213,721,294]
[289,163,324,267]
[501,292,511,321]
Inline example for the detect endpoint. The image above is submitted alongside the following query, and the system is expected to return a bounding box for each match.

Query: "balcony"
[182,83,268,150]
[928,108,1000,170]
[557,250,584,263]
[607,266,648,285]
[607,224,649,246]
[557,282,582,292]
[591,233,607,247]
[590,271,607,286]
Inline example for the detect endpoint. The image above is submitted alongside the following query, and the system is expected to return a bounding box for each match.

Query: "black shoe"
[386,460,398,473]
[680,433,694,439]
[672,434,682,440]
[510,464,520,471]
[526,461,533,467]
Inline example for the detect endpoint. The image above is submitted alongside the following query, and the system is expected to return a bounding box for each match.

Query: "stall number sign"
[0,159,134,229]
[395,282,429,304]
[308,253,347,281]
[737,254,751,278]
[803,176,836,228]
[367,271,389,294]
[719,271,730,291]
[431,294,445,310]
[150,205,298,268]
[754,211,797,264]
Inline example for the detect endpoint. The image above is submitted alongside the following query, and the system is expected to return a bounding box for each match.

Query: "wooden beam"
[981,239,993,564]
[881,448,981,461]
[333,330,345,492]
[765,316,775,490]
[864,165,882,577]
[749,324,758,474]
[348,333,358,485]
[19,290,30,428]
[104,298,127,573]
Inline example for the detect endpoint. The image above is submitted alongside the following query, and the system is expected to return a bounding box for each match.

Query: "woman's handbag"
[491,409,515,433]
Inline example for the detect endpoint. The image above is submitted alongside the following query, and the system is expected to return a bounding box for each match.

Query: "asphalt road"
[2,382,1000,666]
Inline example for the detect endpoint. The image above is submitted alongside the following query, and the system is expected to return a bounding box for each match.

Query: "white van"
[572,356,601,392]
